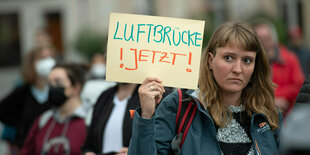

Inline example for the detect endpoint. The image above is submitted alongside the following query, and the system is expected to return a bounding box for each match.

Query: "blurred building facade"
[0,0,309,63]
[0,0,309,97]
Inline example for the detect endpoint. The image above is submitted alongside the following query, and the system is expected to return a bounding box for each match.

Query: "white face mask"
[90,63,106,78]
[35,57,56,77]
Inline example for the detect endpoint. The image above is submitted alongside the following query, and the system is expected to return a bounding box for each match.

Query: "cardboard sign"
[106,13,205,89]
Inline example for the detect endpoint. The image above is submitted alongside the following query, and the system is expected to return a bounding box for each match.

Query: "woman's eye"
[244,58,253,64]
[224,56,233,61]
[55,79,65,87]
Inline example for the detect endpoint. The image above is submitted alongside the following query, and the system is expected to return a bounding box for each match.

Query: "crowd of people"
[0,19,309,155]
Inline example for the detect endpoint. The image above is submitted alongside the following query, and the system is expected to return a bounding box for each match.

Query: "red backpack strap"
[175,89,183,125]
[174,89,198,148]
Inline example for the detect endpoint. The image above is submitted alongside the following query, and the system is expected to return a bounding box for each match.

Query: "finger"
[148,91,163,104]
[155,93,163,104]
[145,81,165,93]
[147,81,165,93]
[119,147,128,153]
[142,76,162,85]
[151,84,164,95]
[155,81,165,93]
[148,90,161,98]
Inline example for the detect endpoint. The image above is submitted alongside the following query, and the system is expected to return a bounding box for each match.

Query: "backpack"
[171,89,198,155]
[170,89,281,154]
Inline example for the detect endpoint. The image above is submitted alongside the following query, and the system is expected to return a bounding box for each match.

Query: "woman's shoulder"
[156,90,180,113]
[38,109,54,129]
[95,85,118,105]
[11,83,31,94]
[158,89,198,108]
[161,90,179,102]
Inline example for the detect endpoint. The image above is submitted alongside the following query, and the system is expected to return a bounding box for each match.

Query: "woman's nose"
[232,60,242,74]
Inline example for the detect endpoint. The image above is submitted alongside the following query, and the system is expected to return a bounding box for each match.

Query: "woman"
[82,83,140,155]
[80,53,116,126]
[0,46,56,148]
[128,22,282,154]
[279,77,310,154]
[82,82,173,155]
[21,63,88,155]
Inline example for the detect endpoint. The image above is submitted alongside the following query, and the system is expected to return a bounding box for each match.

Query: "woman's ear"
[208,53,214,70]
[71,84,82,96]
[75,84,82,96]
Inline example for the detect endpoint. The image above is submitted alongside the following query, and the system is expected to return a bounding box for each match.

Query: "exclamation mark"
[120,48,124,68]
[186,52,192,72]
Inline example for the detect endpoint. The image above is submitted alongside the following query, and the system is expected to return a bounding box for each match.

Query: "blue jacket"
[128,90,282,155]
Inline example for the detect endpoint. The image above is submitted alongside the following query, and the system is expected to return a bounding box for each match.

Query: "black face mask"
[48,86,68,107]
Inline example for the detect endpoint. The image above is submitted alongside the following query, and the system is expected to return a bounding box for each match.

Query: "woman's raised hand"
[138,76,165,119]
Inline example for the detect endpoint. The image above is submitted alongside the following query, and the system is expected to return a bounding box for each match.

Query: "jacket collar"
[185,89,270,127]
[185,89,215,125]
[53,106,86,123]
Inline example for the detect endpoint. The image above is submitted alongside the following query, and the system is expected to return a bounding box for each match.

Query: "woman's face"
[36,48,54,61]
[208,45,256,95]
[48,68,78,98]
[34,48,55,78]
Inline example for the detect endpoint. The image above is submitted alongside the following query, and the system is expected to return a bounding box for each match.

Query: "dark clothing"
[0,84,52,147]
[82,85,174,154]
[281,79,310,154]
[82,85,141,153]
[295,78,310,104]
[289,46,310,78]
[216,110,253,155]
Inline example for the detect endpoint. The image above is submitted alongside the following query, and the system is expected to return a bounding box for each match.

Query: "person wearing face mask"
[89,53,106,79]
[0,46,56,149]
[81,53,116,126]
[21,63,88,155]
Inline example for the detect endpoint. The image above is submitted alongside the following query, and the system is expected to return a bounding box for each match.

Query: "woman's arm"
[128,82,178,155]
[0,86,25,126]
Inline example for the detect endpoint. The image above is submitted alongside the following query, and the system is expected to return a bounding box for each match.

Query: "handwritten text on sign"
[106,13,205,89]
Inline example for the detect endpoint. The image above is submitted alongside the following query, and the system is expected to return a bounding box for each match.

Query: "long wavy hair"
[198,22,279,130]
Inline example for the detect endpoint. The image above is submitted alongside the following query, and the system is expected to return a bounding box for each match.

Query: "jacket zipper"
[186,92,222,153]
[255,140,261,155]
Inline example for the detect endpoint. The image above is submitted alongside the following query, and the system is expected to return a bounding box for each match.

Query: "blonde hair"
[198,22,279,130]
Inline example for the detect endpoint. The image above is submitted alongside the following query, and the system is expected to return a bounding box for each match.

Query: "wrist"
[141,112,153,119]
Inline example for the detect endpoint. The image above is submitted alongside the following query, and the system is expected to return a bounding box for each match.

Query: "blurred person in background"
[280,104,310,155]
[287,26,310,78]
[280,78,310,154]
[80,53,116,126]
[82,83,173,155]
[21,63,88,155]
[82,83,140,155]
[295,78,310,105]
[254,21,305,118]
[35,28,52,48]
[0,46,56,149]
